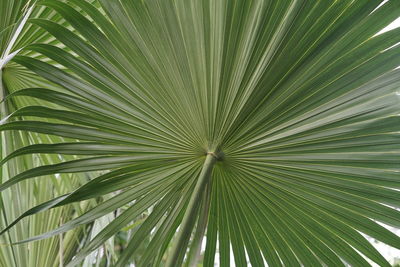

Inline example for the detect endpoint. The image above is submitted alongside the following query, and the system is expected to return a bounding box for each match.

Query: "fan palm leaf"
[1,0,400,266]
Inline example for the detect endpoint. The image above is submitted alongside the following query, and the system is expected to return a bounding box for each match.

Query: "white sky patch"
[377,16,400,35]
[365,221,400,266]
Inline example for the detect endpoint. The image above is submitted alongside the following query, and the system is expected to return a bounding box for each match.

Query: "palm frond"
[0,1,101,266]
[1,0,400,266]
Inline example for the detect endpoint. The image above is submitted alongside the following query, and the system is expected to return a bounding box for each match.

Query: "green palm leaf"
[1,0,400,266]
